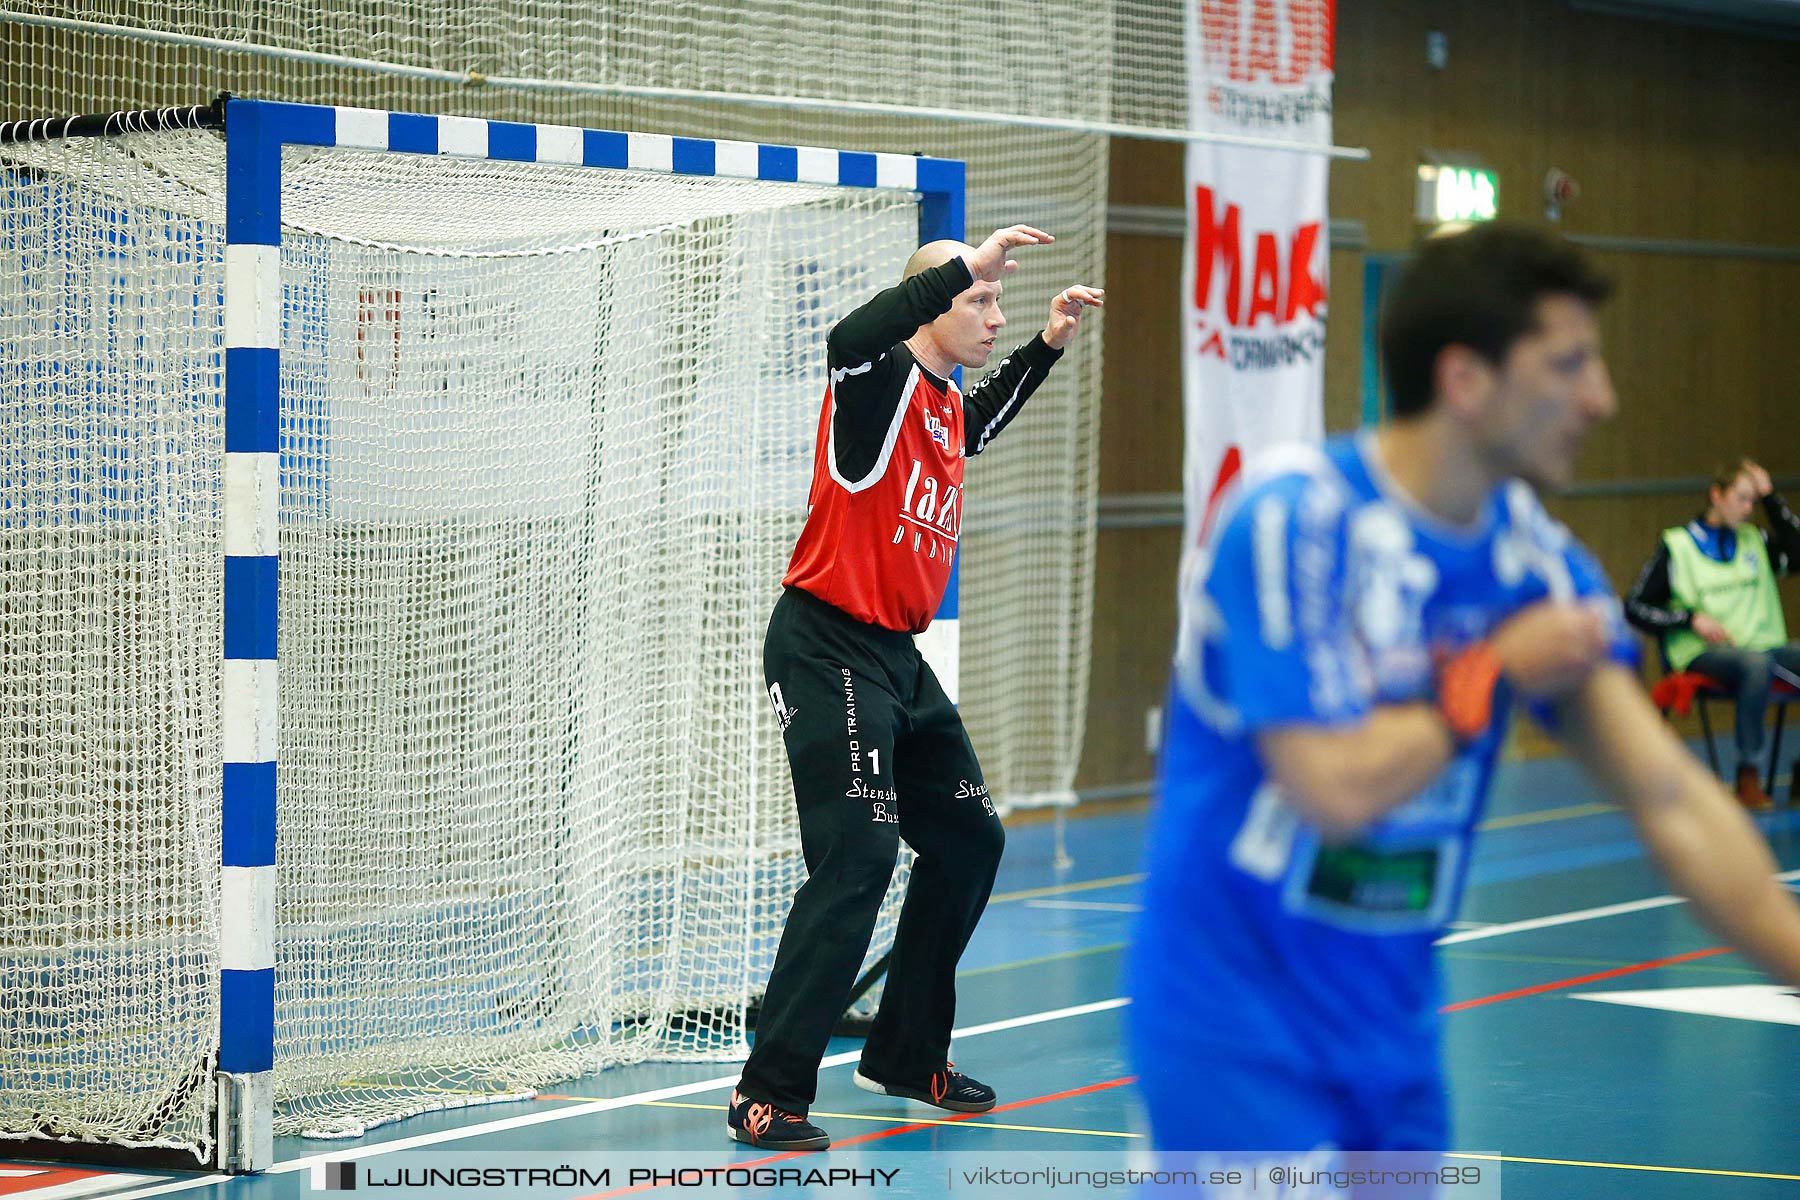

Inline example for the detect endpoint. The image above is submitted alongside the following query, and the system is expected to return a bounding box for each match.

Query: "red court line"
[1440,946,1733,1012]
[581,1075,1137,1199]
[0,1168,104,1197]
[827,1075,1137,1149]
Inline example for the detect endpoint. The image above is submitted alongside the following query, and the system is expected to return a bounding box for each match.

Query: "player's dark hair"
[1379,223,1612,419]
[1710,459,1756,497]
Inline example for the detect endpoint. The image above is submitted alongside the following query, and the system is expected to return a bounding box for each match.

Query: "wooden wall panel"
[1079,526,1183,791]
[1098,232,1188,497]
[1323,245,1366,433]
[1579,252,1799,485]
[1086,0,1800,788]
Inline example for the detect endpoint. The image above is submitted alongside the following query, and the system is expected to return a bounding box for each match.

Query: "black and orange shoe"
[726,1089,830,1150]
[852,1062,996,1113]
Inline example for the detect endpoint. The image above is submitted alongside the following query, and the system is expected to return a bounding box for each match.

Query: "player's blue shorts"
[1129,1013,1448,1152]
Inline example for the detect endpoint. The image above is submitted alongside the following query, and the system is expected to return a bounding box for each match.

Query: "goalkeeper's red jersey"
[782,256,1062,634]
[784,357,966,633]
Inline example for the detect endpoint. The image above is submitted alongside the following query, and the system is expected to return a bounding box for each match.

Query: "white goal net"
[0,122,921,1156]
[4,0,1113,823]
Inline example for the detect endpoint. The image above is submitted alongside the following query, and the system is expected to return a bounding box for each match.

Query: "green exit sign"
[1416,163,1498,223]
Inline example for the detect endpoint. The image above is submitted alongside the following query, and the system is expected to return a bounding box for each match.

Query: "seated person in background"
[1624,459,1800,809]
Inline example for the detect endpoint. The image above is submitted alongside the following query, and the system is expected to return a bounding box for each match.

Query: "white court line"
[9,1173,162,1200]
[1435,895,1688,945]
[931,997,1129,1041]
[1024,900,1143,913]
[1437,868,1800,946]
[107,869,1800,1196]
[113,999,1133,1197]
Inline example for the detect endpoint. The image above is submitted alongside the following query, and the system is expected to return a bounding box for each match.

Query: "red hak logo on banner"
[1200,0,1335,85]
[1192,184,1326,347]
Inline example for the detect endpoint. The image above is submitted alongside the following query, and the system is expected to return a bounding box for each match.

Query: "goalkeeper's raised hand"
[961,224,1053,283]
[1045,285,1104,350]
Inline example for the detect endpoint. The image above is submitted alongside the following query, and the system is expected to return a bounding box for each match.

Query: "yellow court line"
[1447,1151,1800,1182]
[1475,801,1618,831]
[990,873,1143,905]
[958,942,1125,978]
[643,1100,1139,1139]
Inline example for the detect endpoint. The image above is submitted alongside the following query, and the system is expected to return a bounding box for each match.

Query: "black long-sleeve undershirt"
[824,257,1062,481]
[1623,493,1800,636]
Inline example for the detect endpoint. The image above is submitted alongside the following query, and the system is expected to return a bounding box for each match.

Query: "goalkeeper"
[727,225,1102,1151]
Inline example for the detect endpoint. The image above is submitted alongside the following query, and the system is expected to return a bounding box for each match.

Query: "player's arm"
[963,285,1102,456]
[827,225,1055,370]
[1191,472,1426,840]
[1554,664,1800,987]
[1258,601,1611,837]
[828,257,971,370]
[1623,541,1730,647]
[962,337,1058,456]
[1256,707,1456,838]
[1760,494,1800,575]
[1622,542,1689,635]
[826,259,977,481]
[1740,459,1800,573]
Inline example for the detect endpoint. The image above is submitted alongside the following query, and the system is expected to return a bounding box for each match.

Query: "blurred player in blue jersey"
[1129,224,1800,1163]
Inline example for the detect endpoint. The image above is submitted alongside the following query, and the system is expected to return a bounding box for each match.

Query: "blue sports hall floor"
[9,740,1800,1199]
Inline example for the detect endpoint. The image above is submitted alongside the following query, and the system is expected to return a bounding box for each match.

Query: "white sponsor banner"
[1180,2,1334,606]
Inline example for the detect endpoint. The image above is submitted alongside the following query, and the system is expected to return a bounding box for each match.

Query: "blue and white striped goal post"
[214,95,966,1173]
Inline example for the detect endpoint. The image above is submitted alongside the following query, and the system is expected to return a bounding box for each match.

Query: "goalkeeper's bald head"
[903,239,974,281]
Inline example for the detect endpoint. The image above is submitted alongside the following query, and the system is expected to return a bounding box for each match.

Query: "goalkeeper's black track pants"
[737,585,1005,1114]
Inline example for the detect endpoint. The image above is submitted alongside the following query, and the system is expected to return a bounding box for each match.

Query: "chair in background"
[1649,665,1798,803]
